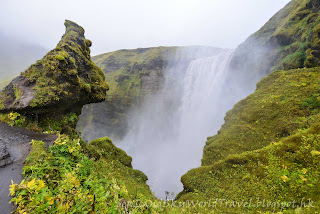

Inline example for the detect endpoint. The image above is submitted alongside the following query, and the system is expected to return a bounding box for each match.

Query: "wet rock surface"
[0,145,12,168]
[0,122,57,214]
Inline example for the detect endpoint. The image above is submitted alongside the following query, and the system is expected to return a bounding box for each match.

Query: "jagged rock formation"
[77,46,223,141]
[0,20,108,116]
[0,145,12,167]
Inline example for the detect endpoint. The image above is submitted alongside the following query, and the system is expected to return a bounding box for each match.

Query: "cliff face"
[0,20,108,116]
[77,46,223,141]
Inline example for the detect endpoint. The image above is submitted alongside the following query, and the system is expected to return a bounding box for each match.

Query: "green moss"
[177,67,320,212]
[179,125,320,213]
[13,85,22,101]
[202,67,320,165]
[55,55,65,61]
[0,101,4,110]
[281,51,306,70]
[88,137,132,168]
[0,20,109,114]
[314,24,320,37]
[232,0,320,75]
[301,94,320,109]
[10,135,159,213]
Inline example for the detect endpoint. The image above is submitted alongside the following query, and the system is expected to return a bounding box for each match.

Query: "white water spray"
[117,50,235,199]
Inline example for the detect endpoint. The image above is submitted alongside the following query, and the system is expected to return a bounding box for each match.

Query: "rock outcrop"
[0,145,12,168]
[0,20,109,116]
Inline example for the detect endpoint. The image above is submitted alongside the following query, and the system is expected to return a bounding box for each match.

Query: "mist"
[0,0,290,55]
[0,33,47,88]
[107,47,258,199]
[1,0,292,201]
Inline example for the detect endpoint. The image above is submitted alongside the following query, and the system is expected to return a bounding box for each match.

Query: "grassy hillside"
[203,67,320,165]
[178,67,320,212]
[176,1,320,212]
[230,0,320,91]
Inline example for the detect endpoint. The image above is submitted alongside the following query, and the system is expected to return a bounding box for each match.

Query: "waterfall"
[117,50,235,199]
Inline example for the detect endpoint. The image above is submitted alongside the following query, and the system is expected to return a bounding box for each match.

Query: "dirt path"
[0,122,57,214]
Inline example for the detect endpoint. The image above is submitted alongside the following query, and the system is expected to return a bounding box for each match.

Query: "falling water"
[117,50,235,199]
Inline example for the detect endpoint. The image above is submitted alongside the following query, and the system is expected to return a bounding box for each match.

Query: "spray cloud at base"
[76,45,264,199]
[116,49,242,199]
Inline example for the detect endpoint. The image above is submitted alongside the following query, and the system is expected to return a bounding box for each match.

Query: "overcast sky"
[0,0,290,56]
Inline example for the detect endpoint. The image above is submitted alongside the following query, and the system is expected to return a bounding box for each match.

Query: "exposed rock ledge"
[0,20,109,116]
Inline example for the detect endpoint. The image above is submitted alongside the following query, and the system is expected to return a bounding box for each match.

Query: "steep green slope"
[203,67,320,165]
[230,0,320,90]
[176,1,320,212]
[178,67,320,213]
[78,46,223,141]
[179,123,320,213]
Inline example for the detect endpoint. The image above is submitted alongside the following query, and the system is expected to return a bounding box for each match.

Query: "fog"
[0,0,290,55]
[1,0,291,200]
[118,49,238,198]
[0,33,47,88]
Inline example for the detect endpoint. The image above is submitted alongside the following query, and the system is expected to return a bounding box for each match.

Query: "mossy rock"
[89,136,132,167]
[281,51,306,70]
[0,20,109,116]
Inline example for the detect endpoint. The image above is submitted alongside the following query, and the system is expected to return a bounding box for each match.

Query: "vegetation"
[203,67,320,165]
[0,111,79,136]
[5,0,320,213]
[10,136,156,213]
[0,20,109,115]
[231,0,320,78]
[178,125,320,213]
[178,67,320,213]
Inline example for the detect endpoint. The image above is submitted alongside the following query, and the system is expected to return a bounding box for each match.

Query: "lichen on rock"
[0,20,109,116]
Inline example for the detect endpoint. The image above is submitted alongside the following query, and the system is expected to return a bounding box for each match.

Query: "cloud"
[0,0,290,55]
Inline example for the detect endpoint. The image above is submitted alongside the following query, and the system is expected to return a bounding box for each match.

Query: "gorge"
[116,50,237,198]
[1,0,320,213]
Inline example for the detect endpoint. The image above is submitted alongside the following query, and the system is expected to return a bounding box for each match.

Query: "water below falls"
[117,50,236,199]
